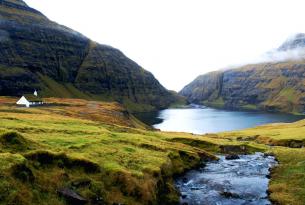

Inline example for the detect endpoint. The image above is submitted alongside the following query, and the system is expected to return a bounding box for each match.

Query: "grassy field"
[221,120,305,147]
[0,97,305,204]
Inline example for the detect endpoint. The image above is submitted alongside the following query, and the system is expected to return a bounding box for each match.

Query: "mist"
[259,48,305,63]
[233,34,305,67]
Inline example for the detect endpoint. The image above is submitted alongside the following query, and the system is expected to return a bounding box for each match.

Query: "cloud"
[229,34,305,68]
[259,47,305,63]
[256,33,305,63]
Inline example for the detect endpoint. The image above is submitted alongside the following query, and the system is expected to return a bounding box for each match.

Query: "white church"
[16,90,44,108]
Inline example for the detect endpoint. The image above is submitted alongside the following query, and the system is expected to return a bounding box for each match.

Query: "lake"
[136,107,305,134]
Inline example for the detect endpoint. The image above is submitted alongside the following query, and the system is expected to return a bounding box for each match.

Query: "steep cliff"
[0,0,181,112]
[180,35,305,113]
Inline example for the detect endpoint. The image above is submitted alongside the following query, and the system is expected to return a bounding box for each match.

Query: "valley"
[0,97,305,204]
[0,0,305,204]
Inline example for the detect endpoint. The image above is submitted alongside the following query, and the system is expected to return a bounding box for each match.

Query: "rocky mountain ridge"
[180,34,305,113]
[0,0,182,112]
[278,33,305,51]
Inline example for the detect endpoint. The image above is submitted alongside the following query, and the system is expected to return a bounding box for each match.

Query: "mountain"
[278,33,305,51]
[180,34,305,113]
[0,0,182,112]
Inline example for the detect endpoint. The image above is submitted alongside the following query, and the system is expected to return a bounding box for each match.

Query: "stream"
[175,153,277,205]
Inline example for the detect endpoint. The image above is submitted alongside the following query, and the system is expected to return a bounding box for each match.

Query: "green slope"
[0,0,183,112]
[180,61,305,114]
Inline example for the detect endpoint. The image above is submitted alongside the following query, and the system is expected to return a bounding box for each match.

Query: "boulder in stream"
[225,154,240,160]
[220,191,240,198]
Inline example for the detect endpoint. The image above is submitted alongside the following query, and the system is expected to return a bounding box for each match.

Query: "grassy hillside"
[0,0,183,112]
[0,97,305,204]
[0,97,217,205]
[180,60,305,114]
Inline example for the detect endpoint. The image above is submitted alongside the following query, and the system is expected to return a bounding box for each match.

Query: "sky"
[24,0,305,91]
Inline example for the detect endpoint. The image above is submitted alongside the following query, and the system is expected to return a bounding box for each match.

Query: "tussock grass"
[269,148,305,205]
[0,131,37,152]
[221,119,305,147]
[24,151,101,173]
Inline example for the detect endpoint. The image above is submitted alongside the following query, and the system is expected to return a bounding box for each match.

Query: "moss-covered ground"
[0,97,304,204]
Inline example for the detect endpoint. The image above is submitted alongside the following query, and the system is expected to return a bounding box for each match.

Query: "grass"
[278,87,298,102]
[38,74,177,113]
[240,104,258,110]
[0,97,217,204]
[38,75,91,100]
[262,87,302,113]
[203,97,225,108]
[0,97,305,204]
[269,148,305,205]
[0,66,29,77]
[220,119,305,146]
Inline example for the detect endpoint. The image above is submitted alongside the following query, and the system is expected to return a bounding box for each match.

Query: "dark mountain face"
[278,33,305,51]
[0,0,181,112]
[180,35,305,113]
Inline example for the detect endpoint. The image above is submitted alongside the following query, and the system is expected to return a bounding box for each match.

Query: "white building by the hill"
[16,90,44,107]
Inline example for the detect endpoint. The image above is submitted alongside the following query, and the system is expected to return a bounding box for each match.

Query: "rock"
[220,191,240,198]
[190,187,201,190]
[288,140,304,148]
[263,153,275,158]
[91,196,104,205]
[266,189,272,196]
[182,177,188,183]
[266,167,274,179]
[225,154,240,160]
[57,188,87,205]
[236,135,258,141]
[220,145,247,154]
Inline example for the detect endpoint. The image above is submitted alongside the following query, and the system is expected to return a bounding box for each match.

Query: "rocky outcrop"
[180,35,305,114]
[0,0,181,112]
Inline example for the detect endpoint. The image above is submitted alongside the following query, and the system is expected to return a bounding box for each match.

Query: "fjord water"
[176,153,277,205]
[137,107,304,134]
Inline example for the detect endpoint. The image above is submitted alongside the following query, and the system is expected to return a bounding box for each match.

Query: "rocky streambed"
[175,153,277,205]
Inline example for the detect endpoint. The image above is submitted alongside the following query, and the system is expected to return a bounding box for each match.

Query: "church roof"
[23,94,43,102]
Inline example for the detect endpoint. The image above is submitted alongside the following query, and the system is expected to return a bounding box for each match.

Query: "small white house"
[16,90,44,108]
